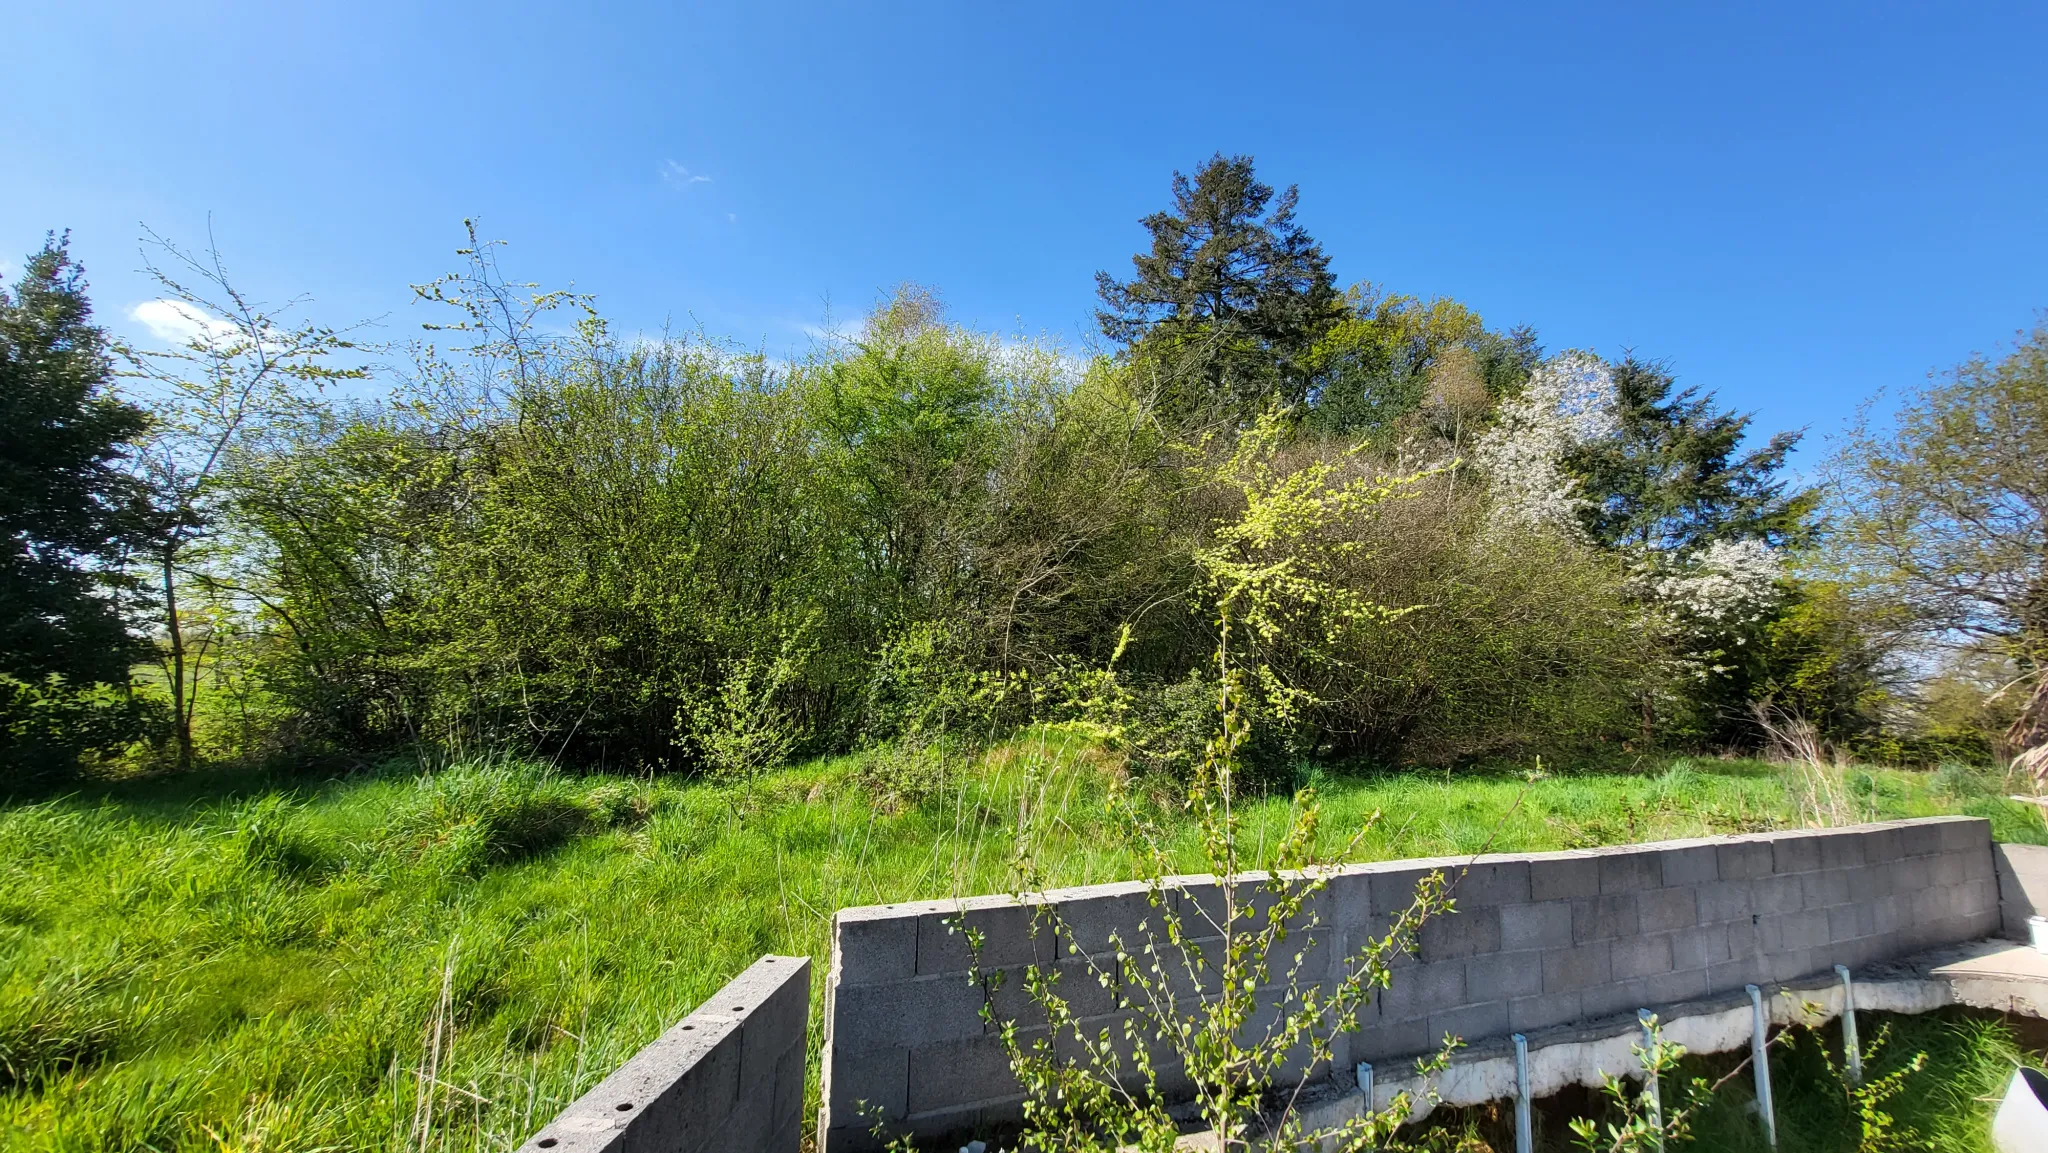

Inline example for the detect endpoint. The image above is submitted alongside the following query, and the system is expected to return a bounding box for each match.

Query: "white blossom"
[1473,351,1618,533]
[1646,538,1784,626]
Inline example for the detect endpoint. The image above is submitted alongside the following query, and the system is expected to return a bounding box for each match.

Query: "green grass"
[1,730,2043,1152]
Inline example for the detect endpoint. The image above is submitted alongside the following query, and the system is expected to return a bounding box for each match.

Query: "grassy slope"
[2,730,2044,1152]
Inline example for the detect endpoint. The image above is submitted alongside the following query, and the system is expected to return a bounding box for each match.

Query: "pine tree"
[1096,154,1344,425]
[0,235,149,685]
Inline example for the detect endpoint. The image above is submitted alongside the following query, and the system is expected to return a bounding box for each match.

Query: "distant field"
[3,731,2043,1152]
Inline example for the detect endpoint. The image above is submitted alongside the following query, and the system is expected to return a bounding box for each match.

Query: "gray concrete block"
[1368,862,1455,921]
[1572,894,1640,942]
[1509,990,1582,1032]
[1417,904,1501,961]
[829,976,987,1054]
[1815,830,1867,871]
[1937,816,1991,854]
[1599,850,1662,895]
[1611,934,1675,980]
[1329,867,1374,929]
[1964,846,1994,881]
[1717,840,1774,880]
[1771,834,1822,876]
[1930,853,1967,887]
[1695,880,1754,924]
[825,1045,909,1123]
[1725,914,1760,958]
[1799,869,1851,909]
[1752,874,1804,916]
[1501,900,1574,950]
[1670,923,1731,970]
[1657,843,1721,888]
[1638,886,1698,933]
[1542,943,1613,994]
[1827,904,1863,945]
[1465,949,1544,1001]
[1706,956,1765,993]
[1638,966,1710,1006]
[1899,822,1944,858]
[1863,824,1905,864]
[916,897,1058,977]
[834,907,919,987]
[1766,909,1830,953]
[1765,947,1817,983]
[1392,960,1467,1013]
[906,1034,1024,1116]
[1530,852,1602,901]
[1451,859,1532,908]
[1890,856,1933,897]
[1350,1014,1433,1062]
[1847,860,1893,902]
[1427,1000,1509,1047]
[1052,880,1158,956]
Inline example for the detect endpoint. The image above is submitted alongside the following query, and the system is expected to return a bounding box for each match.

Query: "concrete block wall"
[1995,842,2048,940]
[818,817,1999,1152]
[521,955,810,1153]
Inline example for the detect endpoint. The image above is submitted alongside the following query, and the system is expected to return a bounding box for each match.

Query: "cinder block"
[1771,835,1822,875]
[1639,966,1710,1006]
[1451,859,1532,908]
[1846,861,1892,902]
[1695,881,1754,924]
[1638,887,1698,933]
[1465,950,1544,1001]
[1052,880,1157,957]
[1827,904,1863,946]
[829,976,986,1055]
[1328,867,1374,929]
[1799,869,1851,909]
[1864,825,1905,864]
[1542,943,1613,994]
[1658,844,1720,888]
[1368,861,1458,920]
[1930,853,1967,887]
[905,1034,1024,1116]
[1816,830,1867,871]
[1726,914,1760,958]
[1938,817,1991,854]
[1427,1000,1509,1047]
[916,897,1058,977]
[1869,895,1903,937]
[1390,961,1466,1012]
[825,1044,909,1123]
[835,907,920,987]
[1598,849,1661,895]
[1417,905,1501,961]
[1508,990,1581,1032]
[1960,876,2000,917]
[1963,847,1994,882]
[1767,909,1830,952]
[1718,840,1774,881]
[1899,822,1944,858]
[1501,901,1573,950]
[1752,874,1804,916]
[1572,894,1640,943]
[1890,857,1933,898]
[1350,1014,1433,1062]
[1765,947,1816,983]
[1670,923,1731,970]
[1611,934,1675,980]
[1706,956,1765,993]
[1530,852,1602,901]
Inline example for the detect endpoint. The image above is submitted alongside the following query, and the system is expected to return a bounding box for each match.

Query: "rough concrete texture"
[520,955,810,1153]
[818,818,2000,1153]
[1995,842,2048,941]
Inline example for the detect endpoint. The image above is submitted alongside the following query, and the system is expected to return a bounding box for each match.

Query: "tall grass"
[0,740,2040,1151]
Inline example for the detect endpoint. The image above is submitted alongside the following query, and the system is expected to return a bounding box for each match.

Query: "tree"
[0,235,149,685]
[1826,317,2048,774]
[120,230,365,767]
[1096,154,1344,424]
[1566,356,1810,555]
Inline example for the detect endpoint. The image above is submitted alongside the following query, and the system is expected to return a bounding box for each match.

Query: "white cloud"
[131,299,240,346]
[661,160,712,189]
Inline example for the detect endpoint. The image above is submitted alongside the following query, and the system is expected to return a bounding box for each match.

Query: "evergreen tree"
[1096,154,1344,424]
[1567,356,1810,554]
[0,236,149,685]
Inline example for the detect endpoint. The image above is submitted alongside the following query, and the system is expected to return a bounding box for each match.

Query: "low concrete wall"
[520,955,810,1153]
[817,817,1999,1152]
[1995,842,2048,940]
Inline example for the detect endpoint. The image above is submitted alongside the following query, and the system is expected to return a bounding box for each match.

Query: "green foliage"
[1096,154,1345,425]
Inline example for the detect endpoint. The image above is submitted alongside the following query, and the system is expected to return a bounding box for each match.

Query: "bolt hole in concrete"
[681,1025,693,1031]
[615,1102,633,1111]
[537,1141,556,1149]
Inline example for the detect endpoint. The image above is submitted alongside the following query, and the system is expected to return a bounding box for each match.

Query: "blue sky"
[4,1,2044,463]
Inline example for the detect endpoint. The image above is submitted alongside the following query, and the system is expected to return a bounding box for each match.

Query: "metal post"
[1747,984,1777,1148]
[1638,1009,1665,1152]
[1354,1062,1375,1148]
[1835,964,1861,1084]
[1513,1032,1533,1153]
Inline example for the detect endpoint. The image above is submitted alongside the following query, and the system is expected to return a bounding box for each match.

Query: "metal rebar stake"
[1512,1033,1533,1153]
[1834,964,1862,1084]
[1638,1009,1665,1152]
[1747,984,1777,1148]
